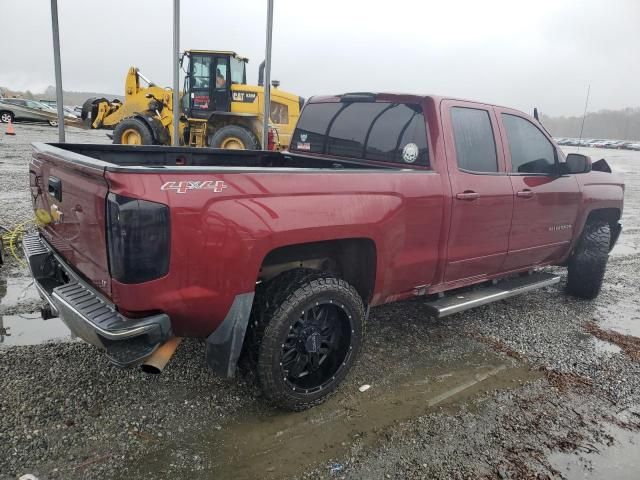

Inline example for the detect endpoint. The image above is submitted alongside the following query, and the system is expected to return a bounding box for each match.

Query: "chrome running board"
[425,272,560,318]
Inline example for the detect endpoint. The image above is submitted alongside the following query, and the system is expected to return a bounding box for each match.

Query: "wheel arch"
[257,238,377,303]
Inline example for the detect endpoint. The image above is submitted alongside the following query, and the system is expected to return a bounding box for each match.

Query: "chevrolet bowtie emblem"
[50,204,64,223]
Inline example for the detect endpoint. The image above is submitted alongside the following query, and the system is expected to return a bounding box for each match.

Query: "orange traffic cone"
[5,119,16,136]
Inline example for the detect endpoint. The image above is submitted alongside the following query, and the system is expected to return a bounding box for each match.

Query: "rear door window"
[291,101,429,166]
[450,107,498,173]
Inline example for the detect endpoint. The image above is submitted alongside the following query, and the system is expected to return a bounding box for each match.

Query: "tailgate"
[30,144,111,295]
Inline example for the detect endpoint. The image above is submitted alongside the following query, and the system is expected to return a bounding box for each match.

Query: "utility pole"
[50,0,65,142]
[262,0,274,148]
[172,0,180,146]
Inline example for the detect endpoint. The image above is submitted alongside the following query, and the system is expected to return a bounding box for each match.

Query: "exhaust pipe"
[141,337,182,374]
[258,60,265,86]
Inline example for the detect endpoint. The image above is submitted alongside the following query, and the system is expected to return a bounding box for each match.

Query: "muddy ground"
[0,123,639,480]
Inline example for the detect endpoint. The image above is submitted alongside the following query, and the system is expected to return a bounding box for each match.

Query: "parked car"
[627,142,640,151]
[21,92,624,410]
[0,98,74,126]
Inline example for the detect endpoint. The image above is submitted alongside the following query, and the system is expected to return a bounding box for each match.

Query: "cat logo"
[232,91,258,103]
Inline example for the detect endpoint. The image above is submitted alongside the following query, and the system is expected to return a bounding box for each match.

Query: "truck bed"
[42,143,399,171]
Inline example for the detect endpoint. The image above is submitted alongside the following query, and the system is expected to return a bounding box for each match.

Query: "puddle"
[592,337,622,355]
[597,299,640,338]
[611,231,640,257]
[0,314,74,347]
[0,277,41,309]
[550,423,640,480]
[200,355,538,480]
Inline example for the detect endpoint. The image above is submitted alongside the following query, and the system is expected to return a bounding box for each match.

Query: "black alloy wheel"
[281,300,353,393]
[248,271,366,411]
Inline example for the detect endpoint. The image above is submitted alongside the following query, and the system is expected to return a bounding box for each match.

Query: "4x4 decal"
[161,180,228,194]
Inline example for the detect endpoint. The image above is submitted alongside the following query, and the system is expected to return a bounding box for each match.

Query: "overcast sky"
[2,0,639,117]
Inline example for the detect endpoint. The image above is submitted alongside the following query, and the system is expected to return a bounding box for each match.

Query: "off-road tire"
[0,111,14,123]
[209,125,259,150]
[113,117,155,145]
[566,221,610,299]
[247,269,366,411]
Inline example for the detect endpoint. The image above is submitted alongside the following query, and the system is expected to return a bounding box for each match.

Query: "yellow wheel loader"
[81,50,304,150]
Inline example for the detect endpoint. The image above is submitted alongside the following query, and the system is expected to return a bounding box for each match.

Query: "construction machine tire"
[80,97,109,126]
[113,118,154,146]
[209,125,259,150]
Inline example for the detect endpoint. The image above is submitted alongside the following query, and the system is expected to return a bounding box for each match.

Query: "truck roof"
[307,92,522,114]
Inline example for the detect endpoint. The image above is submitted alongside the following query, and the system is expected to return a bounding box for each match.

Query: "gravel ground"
[1,125,639,479]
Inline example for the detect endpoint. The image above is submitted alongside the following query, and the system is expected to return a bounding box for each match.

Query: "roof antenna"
[533,107,539,121]
[577,84,591,152]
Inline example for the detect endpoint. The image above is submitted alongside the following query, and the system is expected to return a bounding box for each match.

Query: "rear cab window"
[290,97,429,167]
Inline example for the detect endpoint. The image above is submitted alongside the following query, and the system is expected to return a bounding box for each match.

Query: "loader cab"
[182,50,247,119]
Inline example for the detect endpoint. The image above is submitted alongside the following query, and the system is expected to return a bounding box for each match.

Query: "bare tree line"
[541,108,640,141]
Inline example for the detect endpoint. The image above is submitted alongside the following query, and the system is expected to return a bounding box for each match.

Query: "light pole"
[262,0,274,148]
[50,0,65,142]
[172,0,180,146]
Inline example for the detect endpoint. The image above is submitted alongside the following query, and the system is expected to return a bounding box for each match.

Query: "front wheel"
[566,221,610,299]
[113,117,154,145]
[208,125,259,150]
[251,271,366,411]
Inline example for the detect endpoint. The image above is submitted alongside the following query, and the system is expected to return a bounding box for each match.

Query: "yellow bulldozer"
[82,50,304,150]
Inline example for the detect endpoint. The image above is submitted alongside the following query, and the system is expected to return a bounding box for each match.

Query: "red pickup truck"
[24,92,623,410]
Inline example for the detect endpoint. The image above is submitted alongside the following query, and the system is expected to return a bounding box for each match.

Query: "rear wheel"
[248,270,366,411]
[0,111,14,123]
[48,120,58,127]
[209,125,259,150]
[566,221,610,299]
[113,118,154,145]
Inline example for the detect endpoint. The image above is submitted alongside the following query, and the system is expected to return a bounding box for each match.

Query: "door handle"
[456,191,480,201]
[516,189,534,198]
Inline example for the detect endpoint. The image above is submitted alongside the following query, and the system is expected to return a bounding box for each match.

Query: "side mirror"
[565,153,592,174]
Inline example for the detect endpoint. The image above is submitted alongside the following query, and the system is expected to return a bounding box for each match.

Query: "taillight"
[106,193,170,283]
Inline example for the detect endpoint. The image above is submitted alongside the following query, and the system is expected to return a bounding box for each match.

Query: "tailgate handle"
[48,177,62,202]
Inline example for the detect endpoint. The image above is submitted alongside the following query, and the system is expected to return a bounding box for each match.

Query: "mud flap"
[205,292,255,378]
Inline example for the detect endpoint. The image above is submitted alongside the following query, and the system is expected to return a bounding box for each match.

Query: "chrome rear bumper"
[23,233,172,366]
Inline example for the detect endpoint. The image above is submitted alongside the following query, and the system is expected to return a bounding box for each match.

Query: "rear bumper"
[23,233,172,367]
